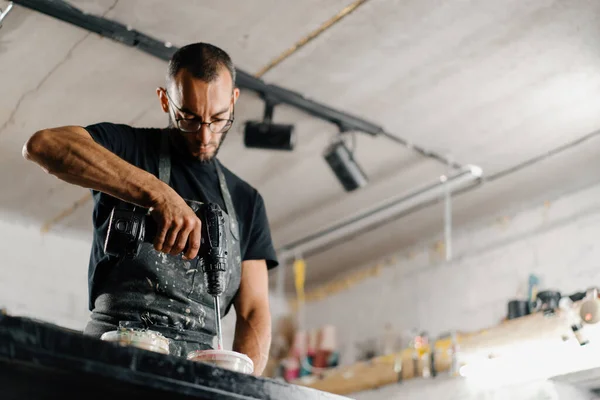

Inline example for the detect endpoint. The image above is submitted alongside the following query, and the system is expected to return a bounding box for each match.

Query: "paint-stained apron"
[84,133,242,357]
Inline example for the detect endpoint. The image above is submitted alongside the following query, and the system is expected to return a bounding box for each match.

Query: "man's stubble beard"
[167,116,228,164]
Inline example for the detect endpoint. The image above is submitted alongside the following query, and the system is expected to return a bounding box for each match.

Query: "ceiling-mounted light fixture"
[244,99,296,151]
[323,134,368,192]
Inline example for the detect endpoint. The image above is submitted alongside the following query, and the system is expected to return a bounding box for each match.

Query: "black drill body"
[197,203,228,297]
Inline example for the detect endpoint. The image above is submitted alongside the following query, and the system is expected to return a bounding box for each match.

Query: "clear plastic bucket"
[187,349,254,374]
[100,328,170,355]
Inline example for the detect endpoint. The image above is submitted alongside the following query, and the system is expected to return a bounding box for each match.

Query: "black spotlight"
[244,100,296,151]
[324,139,368,192]
[244,122,295,151]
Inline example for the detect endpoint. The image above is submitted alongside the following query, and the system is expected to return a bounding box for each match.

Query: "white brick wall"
[0,216,92,330]
[303,182,600,366]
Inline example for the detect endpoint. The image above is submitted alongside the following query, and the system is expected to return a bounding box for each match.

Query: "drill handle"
[199,203,228,262]
[200,203,228,296]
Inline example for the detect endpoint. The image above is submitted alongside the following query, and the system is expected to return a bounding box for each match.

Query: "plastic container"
[100,329,170,355]
[187,349,254,374]
[282,356,300,381]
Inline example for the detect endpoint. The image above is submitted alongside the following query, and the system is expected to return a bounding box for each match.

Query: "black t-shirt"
[84,122,278,310]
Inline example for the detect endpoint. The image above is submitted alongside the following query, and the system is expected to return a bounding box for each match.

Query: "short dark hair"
[167,42,236,87]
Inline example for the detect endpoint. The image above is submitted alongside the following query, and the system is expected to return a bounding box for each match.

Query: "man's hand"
[150,190,202,260]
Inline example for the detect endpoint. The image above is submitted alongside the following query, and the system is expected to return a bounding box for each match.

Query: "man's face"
[157,68,240,163]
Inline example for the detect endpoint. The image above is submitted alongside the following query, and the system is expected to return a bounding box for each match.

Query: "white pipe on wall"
[444,172,453,262]
[277,165,483,264]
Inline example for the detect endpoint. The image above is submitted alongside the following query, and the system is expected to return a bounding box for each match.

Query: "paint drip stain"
[198,308,206,328]
[144,292,156,304]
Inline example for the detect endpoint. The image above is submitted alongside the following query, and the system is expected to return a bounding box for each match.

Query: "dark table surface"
[0,314,350,400]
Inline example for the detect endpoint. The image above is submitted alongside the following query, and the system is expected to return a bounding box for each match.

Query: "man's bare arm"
[232,259,272,376]
[23,126,201,258]
[24,126,164,207]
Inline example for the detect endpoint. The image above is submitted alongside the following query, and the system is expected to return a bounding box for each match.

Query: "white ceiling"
[2,0,600,289]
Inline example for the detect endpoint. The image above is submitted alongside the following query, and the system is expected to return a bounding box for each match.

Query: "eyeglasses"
[165,90,234,134]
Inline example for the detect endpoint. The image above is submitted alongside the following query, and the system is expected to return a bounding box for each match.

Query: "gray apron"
[85,133,242,357]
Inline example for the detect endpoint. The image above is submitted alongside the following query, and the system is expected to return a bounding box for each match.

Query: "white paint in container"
[187,350,254,374]
[100,328,171,355]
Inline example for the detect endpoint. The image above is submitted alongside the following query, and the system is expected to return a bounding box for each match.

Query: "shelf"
[291,306,592,395]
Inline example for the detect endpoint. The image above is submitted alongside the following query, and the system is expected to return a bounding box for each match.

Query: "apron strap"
[159,132,171,185]
[215,160,240,241]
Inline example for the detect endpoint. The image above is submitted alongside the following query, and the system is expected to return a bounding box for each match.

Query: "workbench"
[0,314,349,400]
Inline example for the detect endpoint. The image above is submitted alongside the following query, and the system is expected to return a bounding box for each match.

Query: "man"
[23,42,278,375]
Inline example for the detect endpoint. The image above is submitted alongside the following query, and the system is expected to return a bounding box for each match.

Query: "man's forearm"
[232,309,271,376]
[23,127,166,208]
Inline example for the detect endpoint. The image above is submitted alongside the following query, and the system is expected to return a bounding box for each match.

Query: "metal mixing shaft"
[213,295,223,350]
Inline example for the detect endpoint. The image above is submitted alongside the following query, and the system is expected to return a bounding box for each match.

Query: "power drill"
[104,202,228,349]
[197,203,227,350]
